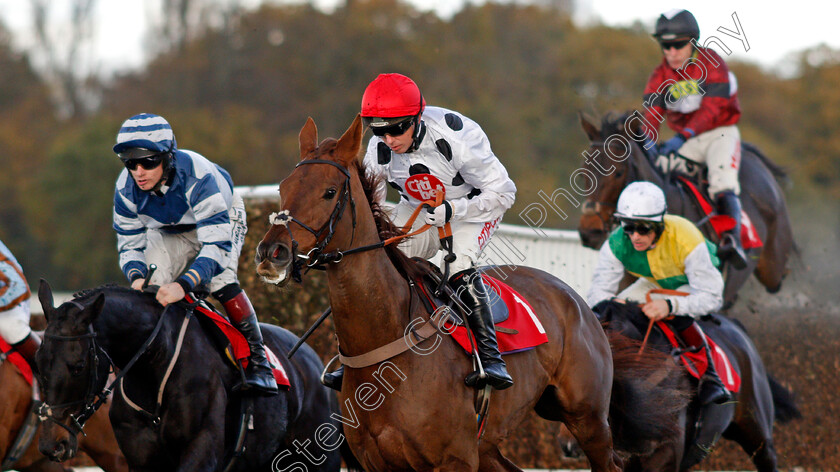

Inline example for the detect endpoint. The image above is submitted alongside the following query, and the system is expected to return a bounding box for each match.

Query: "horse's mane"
[355,159,433,282]
[599,112,633,140]
[72,283,126,300]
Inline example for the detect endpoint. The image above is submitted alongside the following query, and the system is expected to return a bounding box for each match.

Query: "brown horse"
[0,347,127,472]
[255,115,687,472]
[578,113,795,308]
[563,300,801,471]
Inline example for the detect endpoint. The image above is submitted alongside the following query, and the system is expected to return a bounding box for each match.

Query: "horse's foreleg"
[563,412,621,472]
[175,393,227,472]
[477,447,523,472]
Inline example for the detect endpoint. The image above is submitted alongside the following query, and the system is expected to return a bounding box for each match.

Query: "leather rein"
[268,158,445,277]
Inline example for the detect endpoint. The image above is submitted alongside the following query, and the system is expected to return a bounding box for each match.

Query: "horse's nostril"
[271,244,290,263]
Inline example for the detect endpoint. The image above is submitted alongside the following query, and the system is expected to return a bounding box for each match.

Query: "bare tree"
[30,0,99,118]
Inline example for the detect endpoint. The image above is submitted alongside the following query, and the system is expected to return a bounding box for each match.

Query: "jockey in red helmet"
[641,9,748,270]
[322,73,517,392]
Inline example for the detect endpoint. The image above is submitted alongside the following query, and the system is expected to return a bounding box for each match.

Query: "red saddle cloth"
[446,275,549,355]
[676,176,762,249]
[186,296,290,390]
[0,336,33,386]
[657,321,741,393]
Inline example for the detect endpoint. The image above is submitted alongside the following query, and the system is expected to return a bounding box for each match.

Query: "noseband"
[268,159,357,281]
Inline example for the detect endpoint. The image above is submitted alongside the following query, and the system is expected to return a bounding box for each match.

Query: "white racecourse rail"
[30,185,600,312]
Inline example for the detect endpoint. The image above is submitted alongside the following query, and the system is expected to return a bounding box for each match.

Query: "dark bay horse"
[0,340,127,472]
[35,280,351,472]
[593,301,801,471]
[254,115,688,472]
[578,113,795,307]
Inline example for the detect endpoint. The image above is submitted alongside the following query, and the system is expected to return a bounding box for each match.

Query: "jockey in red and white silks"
[355,73,516,391]
[363,105,516,274]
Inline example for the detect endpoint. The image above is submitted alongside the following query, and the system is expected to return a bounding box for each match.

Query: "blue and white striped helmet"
[113,113,177,154]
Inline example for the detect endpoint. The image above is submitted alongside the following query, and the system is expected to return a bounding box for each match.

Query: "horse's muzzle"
[39,429,78,462]
[255,241,292,285]
[578,228,607,249]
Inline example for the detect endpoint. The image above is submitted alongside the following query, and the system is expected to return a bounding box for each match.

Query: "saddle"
[593,300,740,393]
[183,294,290,390]
[0,335,34,385]
[412,262,548,355]
[647,149,762,249]
[0,335,41,470]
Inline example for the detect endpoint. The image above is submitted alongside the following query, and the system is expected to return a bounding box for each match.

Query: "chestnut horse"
[255,115,687,472]
[0,345,126,472]
[578,113,795,308]
[35,281,353,472]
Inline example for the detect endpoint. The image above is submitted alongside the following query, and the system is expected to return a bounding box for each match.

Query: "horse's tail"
[606,331,691,455]
[743,142,790,187]
[767,373,802,423]
[338,422,365,472]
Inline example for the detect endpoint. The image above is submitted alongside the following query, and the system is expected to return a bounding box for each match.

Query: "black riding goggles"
[369,117,415,137]
[660,38,692,51]
[118,149,167,171]
[621,221,657,236]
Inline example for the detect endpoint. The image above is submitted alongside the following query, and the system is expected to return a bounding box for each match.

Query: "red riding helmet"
[360,73,426,124]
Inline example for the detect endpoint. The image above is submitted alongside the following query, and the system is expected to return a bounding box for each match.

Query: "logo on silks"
[405,174,445,202]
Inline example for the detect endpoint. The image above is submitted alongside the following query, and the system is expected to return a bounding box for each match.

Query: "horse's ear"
[38,279,55,322]
[579,111,600,142]
[299,117,318,160]
[334,114,364,167]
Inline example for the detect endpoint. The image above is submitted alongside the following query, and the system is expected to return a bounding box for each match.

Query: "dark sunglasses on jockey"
[118,148,167,171]
[368,116,415,137]
[621,220,657,236]
[660,38,692,51]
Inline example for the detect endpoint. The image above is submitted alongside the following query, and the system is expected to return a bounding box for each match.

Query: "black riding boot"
[222,291,279,395]
[715,191,748,270]
[12,331,40,375]
[457,270,513,390]
[680,323,731,405]
[322,366,344,391]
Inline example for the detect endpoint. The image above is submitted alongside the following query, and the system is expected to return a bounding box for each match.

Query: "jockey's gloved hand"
[423,200,453,227]
[659,134,687,156]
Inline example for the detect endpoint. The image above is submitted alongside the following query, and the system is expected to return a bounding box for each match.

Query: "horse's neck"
[631,148,666,186]
[325,232,414,358]
[95,295,173,370]
[631,149,686,211]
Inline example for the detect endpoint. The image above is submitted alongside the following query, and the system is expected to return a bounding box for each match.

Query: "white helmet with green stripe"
[614,181,667,223]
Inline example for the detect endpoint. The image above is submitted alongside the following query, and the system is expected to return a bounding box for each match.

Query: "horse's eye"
[69,362,86,375]
[615,171,624,178]
[322,188,337,200]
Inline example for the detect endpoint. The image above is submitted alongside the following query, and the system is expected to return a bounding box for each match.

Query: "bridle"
[38,298,171,436]
[268,159,357,281]
[267,158,448,283]
[37,315,109,437]
[580,140,639,234]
